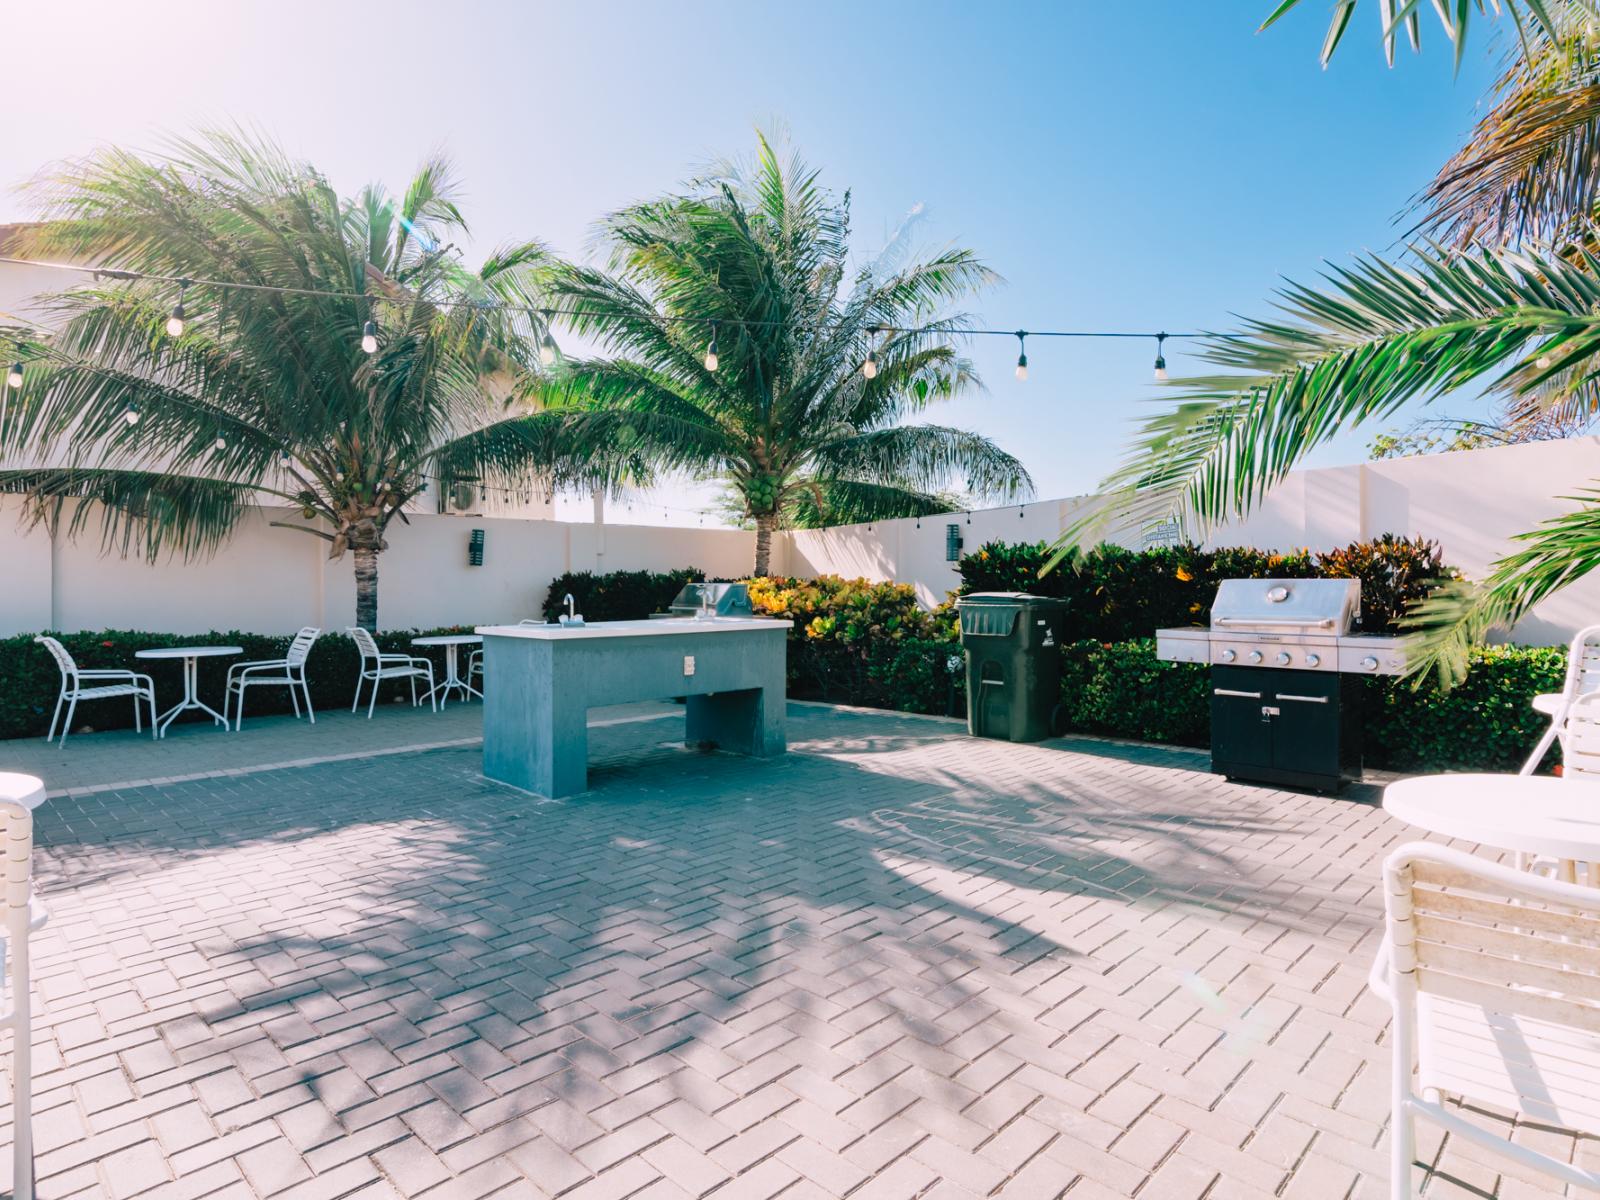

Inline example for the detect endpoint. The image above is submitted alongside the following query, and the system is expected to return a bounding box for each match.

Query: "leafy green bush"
[956,535,1457,639]
[540,567,703,622]
[1059,639,1212,747]
[0,627,480,740]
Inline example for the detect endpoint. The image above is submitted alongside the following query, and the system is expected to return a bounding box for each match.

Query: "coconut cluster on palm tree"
[540,134,1031,575]
[0,129,590,629]
[1066,1,1600,681]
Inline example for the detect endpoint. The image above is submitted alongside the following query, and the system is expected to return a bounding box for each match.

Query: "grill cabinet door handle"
[1213,688,1261,699]
[1213,616,1336,628]
[1276,693,1329,704]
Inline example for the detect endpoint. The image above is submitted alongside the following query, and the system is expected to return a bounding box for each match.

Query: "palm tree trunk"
[753,513,776,577]
[353,543,379,631]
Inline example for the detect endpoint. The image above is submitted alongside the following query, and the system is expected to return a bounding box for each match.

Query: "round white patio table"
[134,645,241,737]
[0,774,45,811]
[1384,773,1600,884]
[412,634,483,708]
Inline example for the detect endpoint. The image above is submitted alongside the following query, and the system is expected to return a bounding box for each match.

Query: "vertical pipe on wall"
[592,489,606,571]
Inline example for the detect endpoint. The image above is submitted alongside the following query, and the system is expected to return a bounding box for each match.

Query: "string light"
[1537,354,1553,369]
[0,255,1203,385]
[213,428,226,451]
[166,281,188,337]
[1153,332,1168,382]
[862,347,878,379]
[5,360,20,389]
[123,403,139,426]
[1014,332,1028,382]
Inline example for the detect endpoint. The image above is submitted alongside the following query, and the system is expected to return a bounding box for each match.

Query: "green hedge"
[956,535,1458,639]
[540,567,703,623]
[0,627,478,740]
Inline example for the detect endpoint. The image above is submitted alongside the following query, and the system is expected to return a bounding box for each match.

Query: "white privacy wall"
[0,499,755,636]
[773,437,1600,646]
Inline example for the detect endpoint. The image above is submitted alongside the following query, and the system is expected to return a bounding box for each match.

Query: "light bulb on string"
[166,281,188,337]
[361,319,378,355]
[1014,331,1028,382]
[1537,354,1554,369]
[862,325,880,379]
[1153,332,1168,382]
[539,334,557,367]
[704,323,719,372]
[214,429,227,452]
[6,361,21,389]
[123,403,139,426]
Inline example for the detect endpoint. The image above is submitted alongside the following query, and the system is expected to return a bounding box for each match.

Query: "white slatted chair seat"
[225,627,320,731]
[1380,843,1600,1197]
[1522,625,1600,773]
[34,636,157,747]
[0,773,48,1200]
[348,627,436,719]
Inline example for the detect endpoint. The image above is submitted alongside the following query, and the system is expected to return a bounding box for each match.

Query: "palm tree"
[540,134,1031,576]
[1062,1,1600,682]
[0,129,585,630]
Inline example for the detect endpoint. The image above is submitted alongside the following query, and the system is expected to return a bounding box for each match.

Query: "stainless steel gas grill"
[1156,578,1408,791]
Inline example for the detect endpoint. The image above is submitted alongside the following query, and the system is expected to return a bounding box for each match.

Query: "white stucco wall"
[775,437,1600,645]
[0,499,756,635]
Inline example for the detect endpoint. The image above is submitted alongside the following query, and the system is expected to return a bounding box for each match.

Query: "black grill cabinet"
[1210,665,1362,792]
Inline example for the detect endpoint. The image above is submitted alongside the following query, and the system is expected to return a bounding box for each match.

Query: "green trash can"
[957,592,1068,742]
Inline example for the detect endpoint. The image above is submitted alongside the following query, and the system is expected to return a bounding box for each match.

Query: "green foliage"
[544,131,1030,572]
[1058,640,1213,747]
[747,575,957,708]
[540,568,704,623]
[0,627,480,740]
[956,536,1456,640]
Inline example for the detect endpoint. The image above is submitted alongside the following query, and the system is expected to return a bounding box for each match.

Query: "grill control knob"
[1247,650,1263,664]
[1220,648,1236,662]
[1275,651,1292,666]
[1361,656,1379,672]
[1304,653,1321,668]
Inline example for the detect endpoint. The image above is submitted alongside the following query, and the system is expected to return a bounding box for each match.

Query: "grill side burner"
[1156,577,1407,792]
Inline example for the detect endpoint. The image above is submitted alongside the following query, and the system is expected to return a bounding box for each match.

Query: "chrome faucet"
[560,592,584,626]
[697,583,712,620]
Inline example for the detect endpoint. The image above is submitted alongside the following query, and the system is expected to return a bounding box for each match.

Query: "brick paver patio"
[3,703,1593,1198]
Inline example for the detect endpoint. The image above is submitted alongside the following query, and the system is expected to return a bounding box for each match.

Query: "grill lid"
[1209,578,1359,635]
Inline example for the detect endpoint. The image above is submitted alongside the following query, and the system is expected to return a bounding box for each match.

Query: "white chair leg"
[367,675,380,719]
[351,674,364,714]
[58,694,78,748]
[132,691,142,734]
[10,901,33,1200]
[147,691,158,740]
[44,690,64,745]
[1521,717,1562,775]
[409,674,418,708]
[288,680,301,719]
[302,676,316,725]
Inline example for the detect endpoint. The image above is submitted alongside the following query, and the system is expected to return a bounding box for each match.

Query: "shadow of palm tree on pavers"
[20,701,1387,1185]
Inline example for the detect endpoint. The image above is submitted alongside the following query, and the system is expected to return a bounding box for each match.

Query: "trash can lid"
[959,592,1067,606]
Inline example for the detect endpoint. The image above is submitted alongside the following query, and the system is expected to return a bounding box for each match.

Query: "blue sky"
[2,1,1499,524]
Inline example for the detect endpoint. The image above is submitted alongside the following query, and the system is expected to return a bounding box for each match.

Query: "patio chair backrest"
[1564,693,1600,780]
[1384,842,1600,1134]
[348,626,381,662]
[33,636,78,681]
[285,627,320,667]
[1565,624,1600,702]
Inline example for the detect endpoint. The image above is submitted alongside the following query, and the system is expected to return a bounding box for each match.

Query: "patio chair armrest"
[229,659,286,682]
[375,653,416,666]
[1366,940,1392,1004]
[76,668,142,681]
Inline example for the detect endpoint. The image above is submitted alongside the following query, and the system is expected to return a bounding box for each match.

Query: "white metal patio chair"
[224,627,320,731]
[34,635,157,748]
[1,773,51,1200]
[1378,842,1600,1198]
[1521,623,1600,774]
[348,627,436,718]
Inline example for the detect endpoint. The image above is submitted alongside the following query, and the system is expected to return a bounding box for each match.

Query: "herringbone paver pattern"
[4,704,1594,1198]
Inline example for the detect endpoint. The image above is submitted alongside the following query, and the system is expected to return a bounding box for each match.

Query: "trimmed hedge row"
[955,535,1458,639]
[0,627,477,740]
[540,568,703,623]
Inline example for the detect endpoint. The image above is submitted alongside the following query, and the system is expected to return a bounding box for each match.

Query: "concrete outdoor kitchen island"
[475,616,792,797]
